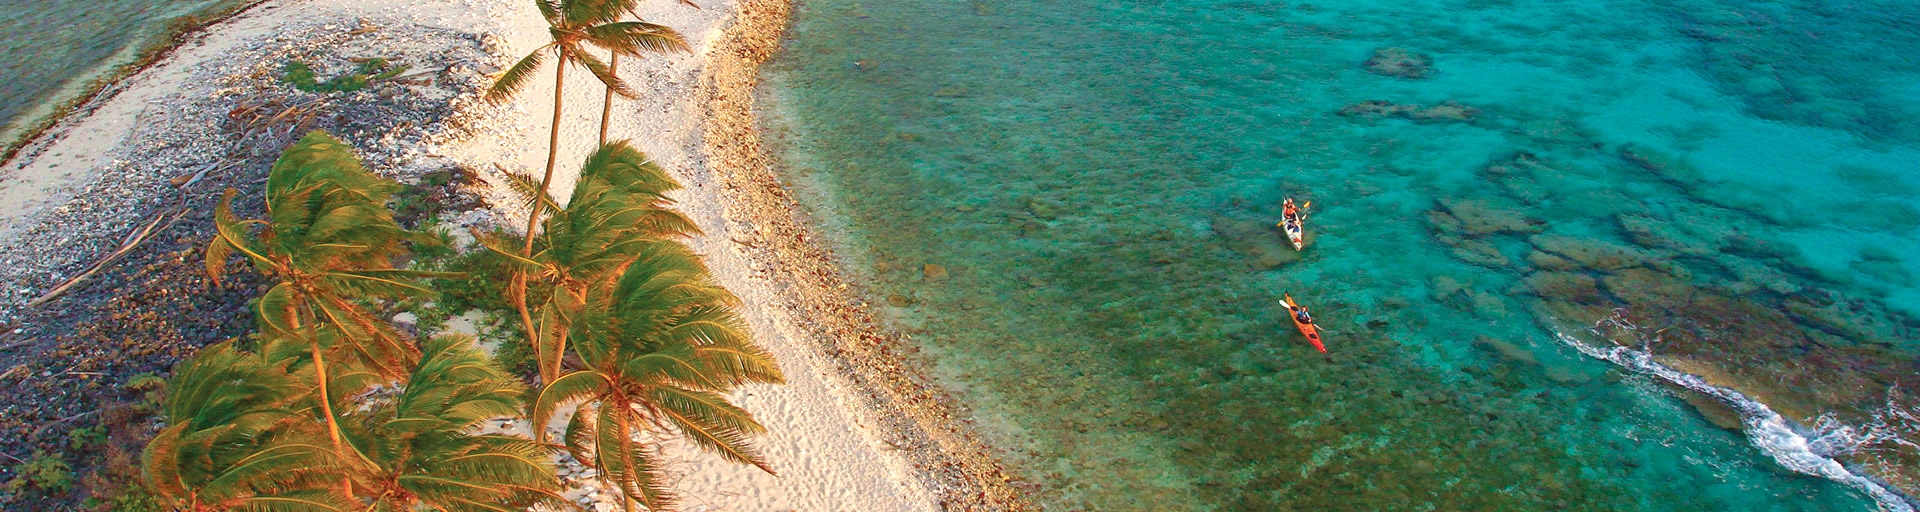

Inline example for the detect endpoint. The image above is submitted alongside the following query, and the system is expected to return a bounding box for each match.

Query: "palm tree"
[600,0,701,144]
[530,237,783,511]
[143,339,350,511]
[485,142,699,383]
[342,334,568,511]
[206,131,437,493]
[485,0,689,366]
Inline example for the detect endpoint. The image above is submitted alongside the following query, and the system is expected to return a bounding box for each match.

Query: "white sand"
[438,0,942,508]
[0,0,943,509]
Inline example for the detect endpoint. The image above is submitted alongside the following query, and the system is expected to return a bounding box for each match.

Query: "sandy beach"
[0,0,1026,509]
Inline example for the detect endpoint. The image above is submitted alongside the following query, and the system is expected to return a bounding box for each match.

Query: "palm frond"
[530,371,612,442]
[583,21,690,57]
[498,169,562,217]
[650,388,773,474]
[561,0,632,26]
[487,45,553,103]
[566,47,637,99]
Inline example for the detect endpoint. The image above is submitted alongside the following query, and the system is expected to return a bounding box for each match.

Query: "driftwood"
[25,212,174,308]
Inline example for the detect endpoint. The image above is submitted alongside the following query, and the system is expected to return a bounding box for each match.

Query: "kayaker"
[1282,198,1299,223]
[1293,305,1313,325]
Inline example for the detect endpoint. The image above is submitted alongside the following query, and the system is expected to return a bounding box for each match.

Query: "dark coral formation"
[1339,100,1479,123]
[1362,47,1435,79]
[1423,148,1920,495]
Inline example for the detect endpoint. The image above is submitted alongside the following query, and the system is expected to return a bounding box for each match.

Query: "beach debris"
[1362,47,1435,79]
[25,211,176,308]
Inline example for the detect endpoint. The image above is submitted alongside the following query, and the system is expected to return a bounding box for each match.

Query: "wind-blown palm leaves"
[207,131,427,377]
[142,340,349,512]
[485,142,699,382]
[485,0,688,363]
[482,0,688,241]
[341,335,567,511]
[529,241,782,510]
[483,143,779,510]
[205,131,440,496]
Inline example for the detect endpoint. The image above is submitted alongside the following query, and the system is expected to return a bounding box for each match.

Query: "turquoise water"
[762,0,1920,509]
[0,0,240,141]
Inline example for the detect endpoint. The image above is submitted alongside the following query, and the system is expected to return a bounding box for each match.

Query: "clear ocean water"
[764,0,1920,509]
[0,0,238,141]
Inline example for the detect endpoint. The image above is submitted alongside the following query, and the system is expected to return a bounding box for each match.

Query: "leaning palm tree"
[143,339,350,512]
[483,142,699,383]
[530,238,783,511]
[599,0,701,144]
[485,0,688,365]
[342,334,568,511]
[206,131,437,492]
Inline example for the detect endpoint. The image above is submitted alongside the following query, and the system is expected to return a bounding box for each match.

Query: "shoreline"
[0,0,270,166]
[693,0,1034,507]
[0,0,1029,508]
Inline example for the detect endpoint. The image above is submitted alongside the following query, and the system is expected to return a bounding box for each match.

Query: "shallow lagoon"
[0,0,240,140]
[765,0,1919,509]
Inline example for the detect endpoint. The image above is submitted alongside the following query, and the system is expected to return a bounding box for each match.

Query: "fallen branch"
[26,213,171,308]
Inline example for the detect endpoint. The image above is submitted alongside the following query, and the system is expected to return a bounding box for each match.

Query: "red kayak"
[1281,294,1326,353]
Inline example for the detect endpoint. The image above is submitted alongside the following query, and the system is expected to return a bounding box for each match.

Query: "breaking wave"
[1556,310,1918,512]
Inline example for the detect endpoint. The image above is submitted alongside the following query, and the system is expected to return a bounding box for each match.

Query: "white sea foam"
[1556,310,1916,512]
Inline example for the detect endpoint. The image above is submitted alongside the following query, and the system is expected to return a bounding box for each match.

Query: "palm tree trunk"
[521,62,568,382]
[599,53,617,146]
[288,302,352,497]
[614,407,639,512]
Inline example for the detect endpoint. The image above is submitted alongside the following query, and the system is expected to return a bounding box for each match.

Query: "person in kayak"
[1293,304,1313,325]
[1282,198,1300,226]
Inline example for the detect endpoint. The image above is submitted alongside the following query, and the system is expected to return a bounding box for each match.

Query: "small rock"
[887,294,912,307]
[923,264,948,280]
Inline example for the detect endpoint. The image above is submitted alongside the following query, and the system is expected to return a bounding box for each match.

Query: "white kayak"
[1281,216,1304,251]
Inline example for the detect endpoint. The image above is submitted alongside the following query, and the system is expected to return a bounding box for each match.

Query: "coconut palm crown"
[207,131,430,377]
[530,237,783,511]
[205,131,443,498]
[341,334,567,511]
[142,340,349,512]
[485,142,699,382]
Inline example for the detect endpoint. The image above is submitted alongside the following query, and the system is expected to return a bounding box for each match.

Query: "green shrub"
[82,482,165,512]
[7,451,73,494]
[67,426,107,451]
[121,372,164,392]
[281,58,410,93]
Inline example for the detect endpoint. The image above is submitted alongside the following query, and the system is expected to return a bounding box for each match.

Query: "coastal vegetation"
[484,0,690,386]
[137,127,778,510]
[281,58,410,94]
[1,0,788,508]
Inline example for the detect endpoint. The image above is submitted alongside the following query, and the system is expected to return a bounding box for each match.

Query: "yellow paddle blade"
[1303,201,1312,210]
